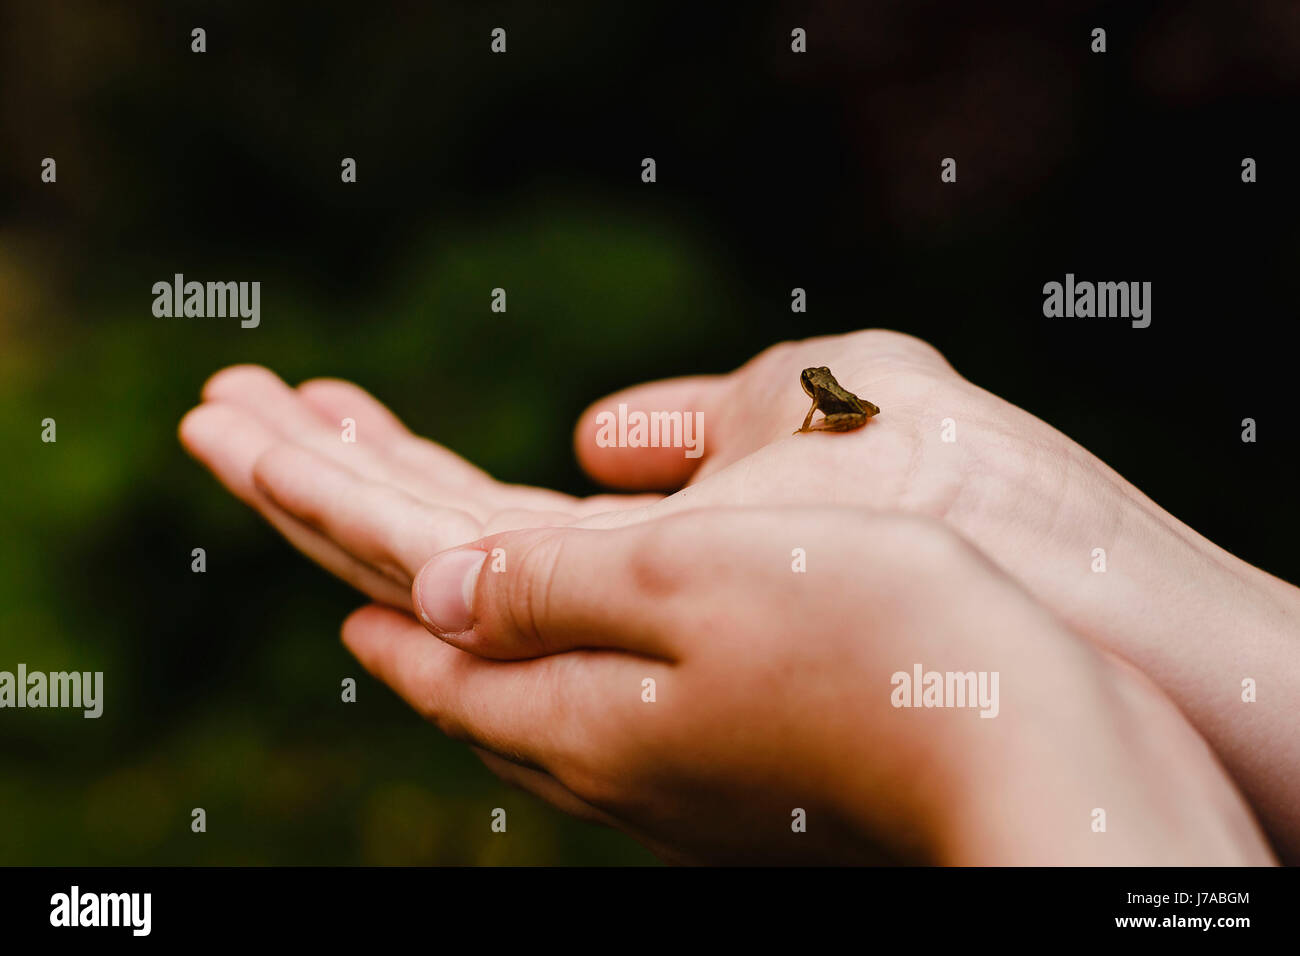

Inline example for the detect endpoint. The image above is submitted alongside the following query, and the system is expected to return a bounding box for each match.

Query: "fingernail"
[415,550,486,634]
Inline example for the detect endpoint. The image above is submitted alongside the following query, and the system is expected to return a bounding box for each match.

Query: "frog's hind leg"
[805,412,868,432]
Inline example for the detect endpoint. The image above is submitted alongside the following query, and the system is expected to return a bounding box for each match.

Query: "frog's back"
[816,387,864,415]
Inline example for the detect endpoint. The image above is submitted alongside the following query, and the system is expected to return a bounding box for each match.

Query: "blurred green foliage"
[1,203,747,863]
[0,0,778,865]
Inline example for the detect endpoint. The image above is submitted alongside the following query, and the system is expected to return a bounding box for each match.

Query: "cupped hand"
[572,329,1300,860]
[180,331,1300,856]
[345,508,1273,865]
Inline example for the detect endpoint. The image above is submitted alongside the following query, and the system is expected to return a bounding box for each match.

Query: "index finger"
[342,604,661,780]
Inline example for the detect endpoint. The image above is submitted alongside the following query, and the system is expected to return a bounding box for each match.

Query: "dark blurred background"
[1,0,1296,864]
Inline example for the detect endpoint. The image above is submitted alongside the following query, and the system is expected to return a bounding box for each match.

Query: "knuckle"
[854,329,952,370]
[249,444,279,485]
[750,339,800,372]
[502,532,566,654]
[414,656,474,741]
[251,445,313,510]
[201,363,272,399]
[623,520,693,600]
[561,717,669,816]
[296,377,347,396]
[537,661,642,809]
[564,763,628,811]
[558,735,640,811]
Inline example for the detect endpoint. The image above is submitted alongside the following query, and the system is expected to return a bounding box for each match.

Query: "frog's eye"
[819,366,830,373]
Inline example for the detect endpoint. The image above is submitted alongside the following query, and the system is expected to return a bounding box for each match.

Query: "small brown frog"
[793,367,879,434]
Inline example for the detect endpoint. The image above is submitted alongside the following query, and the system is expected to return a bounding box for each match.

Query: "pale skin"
[179,329,1300,862]
[352,510,1273,865]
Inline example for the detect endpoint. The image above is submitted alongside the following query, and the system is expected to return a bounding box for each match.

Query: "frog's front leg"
[793,398,819,434]
[805,411,869,432]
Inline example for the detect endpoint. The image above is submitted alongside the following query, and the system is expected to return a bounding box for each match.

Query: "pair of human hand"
[180,330,1294,863]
